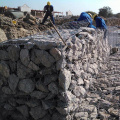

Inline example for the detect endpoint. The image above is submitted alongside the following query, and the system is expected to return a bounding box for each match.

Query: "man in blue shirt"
[41,1,55,25]
[77,12,96,29]
[93,14,107,39]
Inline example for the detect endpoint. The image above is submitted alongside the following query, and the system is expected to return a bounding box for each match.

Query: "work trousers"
[103,29,107,39]
[42,13,55,24]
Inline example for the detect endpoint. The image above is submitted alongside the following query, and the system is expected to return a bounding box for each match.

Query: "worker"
[77,12,96,29]
[93,14,107,39]
[41,1,55,25]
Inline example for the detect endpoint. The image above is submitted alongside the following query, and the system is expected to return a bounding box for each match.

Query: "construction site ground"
[0,14,120,119]
[82,51,120,120]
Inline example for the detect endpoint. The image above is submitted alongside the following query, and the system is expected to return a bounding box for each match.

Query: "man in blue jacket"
[77,12,96,29]
[41,1,55,25]
[93,14,107,39]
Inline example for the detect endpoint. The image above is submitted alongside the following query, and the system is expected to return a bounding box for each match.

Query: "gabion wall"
[0,27,110,120]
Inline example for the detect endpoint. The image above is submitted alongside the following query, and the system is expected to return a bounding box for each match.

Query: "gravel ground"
[78,51,120,120]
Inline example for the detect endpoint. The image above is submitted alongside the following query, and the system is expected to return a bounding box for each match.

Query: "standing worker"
[93,14,107,39]
[41,1,55,25]
[77,12,96,29]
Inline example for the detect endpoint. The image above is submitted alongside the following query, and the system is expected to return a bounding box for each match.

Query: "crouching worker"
[77,12,96,29]
[41,1,55,25]
[93,14,107,39]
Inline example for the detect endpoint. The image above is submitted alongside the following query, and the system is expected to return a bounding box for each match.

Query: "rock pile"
[0,28,7,42]
[0,14,40,40]
[23,13,37,25]
[0,27,110,120]
[81,51,120,120]
[0,15,14,26]
[107,18,120,26]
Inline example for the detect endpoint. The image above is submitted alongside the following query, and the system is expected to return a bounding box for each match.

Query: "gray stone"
[84,79,90,89]
[0,28,7,42]
[50,48,61,61]
[59,69,71,91]
[35,50,55,67]
[75,112,88,119]
[16,99,27,105]
[7,45,20,62]
[99,99,112,109]
[73,86,86,97]
[52,112,66,120]
[11,112,27,120]
[24,42,34,49]
[60,91,76,103]
[87,67,94,74]
[44,74,58,85]
[77,77,84,85]
[85,105,97,114]
[0,79,3,88]
[2,86,12,94]
[26,99,40,107]
[17,61,33,79]
[81,27,95,34]
[8,74,19,91]
[30,91,47,99]
[81,72,89,79]
[45,92,56,100]
[8,98,16,107]
[48,82,58,94]
[56,58,67,70]
[67,49,73,62]
[0,50,9,60]
[108,107,119,116]
[56,106,70,115]
[18,79,35,93]
[39,65,56,75]
[42,100,56,110]
[31,49,41,65]
[99,112,110,119]
[0,61,10,78]
[8,61,17,73]
[28,61,39,71]
[17,105,29,117]
[115,86,120,91]
[20,49,30,66]
[40,114,51,120]
[69,80,77,91]
[30,106,47,119]
[4,103,14,110]
[36,80,49,92]
[0,75,7,86]
[90,107,97,119]
[34,40,57,50]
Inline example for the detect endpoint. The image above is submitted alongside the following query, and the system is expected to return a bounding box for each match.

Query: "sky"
[0,0,120,15]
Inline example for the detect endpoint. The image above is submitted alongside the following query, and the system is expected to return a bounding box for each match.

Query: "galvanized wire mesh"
[0,22,120,119]
[107,26,120,49]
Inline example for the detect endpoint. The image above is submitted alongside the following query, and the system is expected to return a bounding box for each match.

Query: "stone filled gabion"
[0,27,110,120]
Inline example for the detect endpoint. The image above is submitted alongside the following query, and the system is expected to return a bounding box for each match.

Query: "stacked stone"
[107,18,120,26]
[58,21,89,29]
[0,27,110,120]
[55,28,110,120]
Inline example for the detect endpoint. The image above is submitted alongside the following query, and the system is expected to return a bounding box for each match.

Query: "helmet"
[93,14,98,20]
[88,13,92,18]
[4,6,7,9]
[47,1,51,5]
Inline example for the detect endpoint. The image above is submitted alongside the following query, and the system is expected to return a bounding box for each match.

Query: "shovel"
[49,19,66,46]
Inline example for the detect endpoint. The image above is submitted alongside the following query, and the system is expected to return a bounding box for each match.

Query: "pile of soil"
[0,14,76,40]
